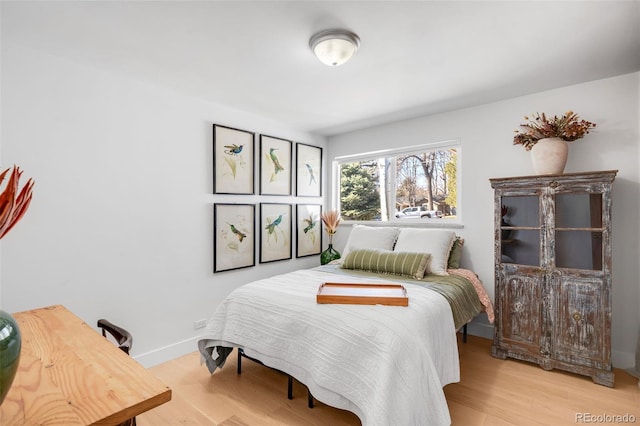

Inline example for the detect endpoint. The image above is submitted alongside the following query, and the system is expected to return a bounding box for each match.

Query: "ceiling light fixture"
[309,29,360,67]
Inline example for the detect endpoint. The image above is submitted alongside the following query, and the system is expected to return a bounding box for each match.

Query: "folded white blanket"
[198,267,459,426]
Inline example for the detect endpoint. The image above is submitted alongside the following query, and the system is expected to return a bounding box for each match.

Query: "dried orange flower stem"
[321,210,341,235]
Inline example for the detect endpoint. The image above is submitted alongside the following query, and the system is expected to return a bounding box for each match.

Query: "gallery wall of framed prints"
[211,123,324,273]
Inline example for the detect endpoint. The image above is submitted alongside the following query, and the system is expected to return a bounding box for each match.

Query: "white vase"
[530,137,568,175]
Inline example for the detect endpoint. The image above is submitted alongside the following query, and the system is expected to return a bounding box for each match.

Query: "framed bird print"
[214,203,255,273]
[296,204,322,258]
[259,203,292,263]
[259,135,292,195]
[213,124,255,195]
[296,143,322,197]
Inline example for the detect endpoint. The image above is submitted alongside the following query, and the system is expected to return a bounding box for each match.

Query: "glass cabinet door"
[554,193,603,270]
[500,195,540,266]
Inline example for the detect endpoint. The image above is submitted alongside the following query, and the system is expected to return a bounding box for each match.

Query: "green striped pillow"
[340,249,431,280]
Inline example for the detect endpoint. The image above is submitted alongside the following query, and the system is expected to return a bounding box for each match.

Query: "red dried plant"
[0,166,34,239]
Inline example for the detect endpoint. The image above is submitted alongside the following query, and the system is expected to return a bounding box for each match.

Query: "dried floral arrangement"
[0,165,34,239]
[320,210,341,235]
[513,111,596,150]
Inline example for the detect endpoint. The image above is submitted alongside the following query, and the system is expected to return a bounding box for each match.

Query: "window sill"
[340,220,463,229]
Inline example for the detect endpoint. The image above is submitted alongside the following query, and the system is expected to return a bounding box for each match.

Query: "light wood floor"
[137,335,639,425]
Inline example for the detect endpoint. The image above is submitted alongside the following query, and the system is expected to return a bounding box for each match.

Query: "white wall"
[0,42,327,367]
[327,72,640,368]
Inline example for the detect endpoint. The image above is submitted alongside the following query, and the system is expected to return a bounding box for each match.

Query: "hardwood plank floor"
[137,335,639,425]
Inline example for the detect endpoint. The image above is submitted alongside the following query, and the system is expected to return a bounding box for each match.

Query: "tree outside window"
[337,143,459,222]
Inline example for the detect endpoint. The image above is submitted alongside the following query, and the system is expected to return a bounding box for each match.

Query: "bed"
[198,226,494,426]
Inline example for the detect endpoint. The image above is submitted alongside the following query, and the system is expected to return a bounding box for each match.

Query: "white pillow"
[341,225,400,260]
[393,229,456,276]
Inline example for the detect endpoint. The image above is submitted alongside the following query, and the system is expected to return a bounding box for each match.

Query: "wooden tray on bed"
[316,282,408,306]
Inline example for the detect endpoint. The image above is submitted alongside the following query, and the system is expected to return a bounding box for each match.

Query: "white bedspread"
[198,267,459,426]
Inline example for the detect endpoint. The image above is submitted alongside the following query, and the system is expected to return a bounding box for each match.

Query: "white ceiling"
[3,1,639,136]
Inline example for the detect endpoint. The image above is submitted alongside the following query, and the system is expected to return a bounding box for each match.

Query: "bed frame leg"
[236,347,313,406]
[463,324,468,343]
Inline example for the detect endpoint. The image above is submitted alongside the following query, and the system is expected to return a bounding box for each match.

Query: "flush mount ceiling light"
[309,29,360,67]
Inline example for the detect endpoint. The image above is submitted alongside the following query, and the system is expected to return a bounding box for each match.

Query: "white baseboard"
[133,324,636,373]
[613,349,635,371]
[133,336,201,368]
[466,320,494,340]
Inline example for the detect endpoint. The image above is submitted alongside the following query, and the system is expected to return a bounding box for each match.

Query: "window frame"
[331,139,462,227]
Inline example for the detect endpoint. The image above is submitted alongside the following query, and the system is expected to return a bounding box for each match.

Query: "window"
[334,141,459,222]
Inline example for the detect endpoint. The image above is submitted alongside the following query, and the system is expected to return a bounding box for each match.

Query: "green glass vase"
[321,233,341,265]
[0,310,21,405]
[321,244,341,265]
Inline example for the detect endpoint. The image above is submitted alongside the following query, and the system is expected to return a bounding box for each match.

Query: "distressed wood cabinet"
[490,170,616,387]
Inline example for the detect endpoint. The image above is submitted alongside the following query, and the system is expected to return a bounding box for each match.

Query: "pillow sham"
[447,237,465,269]
[340,248,431,280]
[393,229,456,276]
[341,225,400,260]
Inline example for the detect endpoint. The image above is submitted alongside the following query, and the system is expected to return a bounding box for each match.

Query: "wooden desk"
[0,305,171,425]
